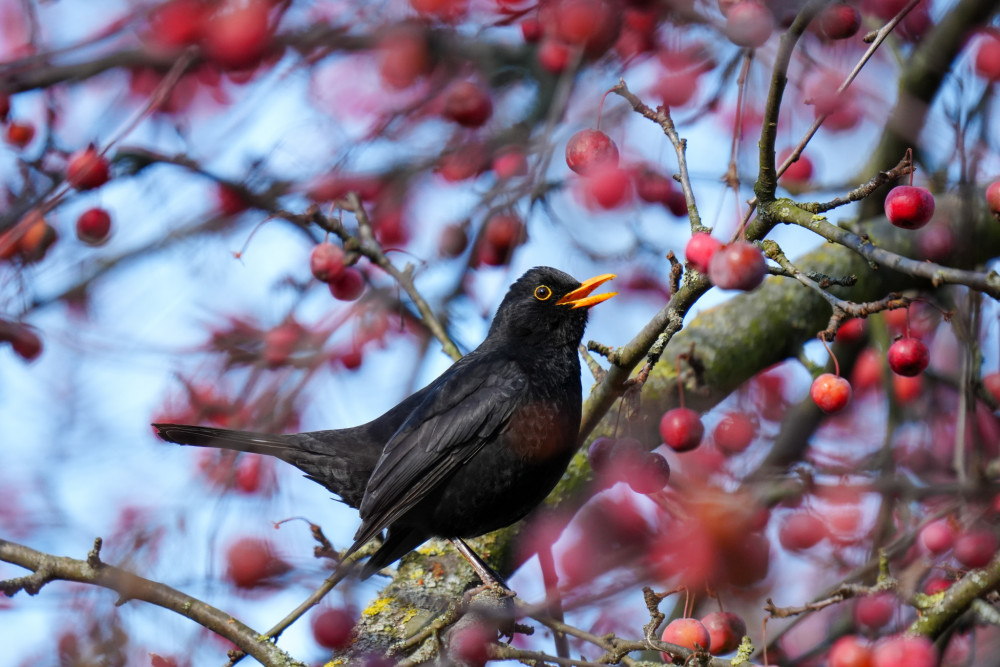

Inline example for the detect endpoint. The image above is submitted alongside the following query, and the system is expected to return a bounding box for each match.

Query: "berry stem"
[597,87,615,131]
[819,334,840,377]
[675,355,686,408]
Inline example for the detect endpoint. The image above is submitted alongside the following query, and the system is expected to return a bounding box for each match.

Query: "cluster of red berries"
[684,232,768,291]
[587,436,671,495]
[310,242,365,301]
[146,0,278,69]
[660,610,746,658]
[564,129,687,215]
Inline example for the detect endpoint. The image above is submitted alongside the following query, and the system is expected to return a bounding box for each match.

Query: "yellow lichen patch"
[324,659,346,666]
[362,596,393,617]
[416,543,447,556]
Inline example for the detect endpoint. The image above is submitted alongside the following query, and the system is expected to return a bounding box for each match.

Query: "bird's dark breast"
[422,399,580,538]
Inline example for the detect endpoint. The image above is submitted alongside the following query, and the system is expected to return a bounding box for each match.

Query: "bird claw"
[463,581,516,604]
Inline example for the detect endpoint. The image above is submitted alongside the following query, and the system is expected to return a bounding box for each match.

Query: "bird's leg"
[449,537,516,598]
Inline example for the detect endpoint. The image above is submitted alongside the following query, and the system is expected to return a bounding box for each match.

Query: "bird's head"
[487,266,616,347]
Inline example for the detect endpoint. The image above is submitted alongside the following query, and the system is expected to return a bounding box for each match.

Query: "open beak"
[556,273,617,309]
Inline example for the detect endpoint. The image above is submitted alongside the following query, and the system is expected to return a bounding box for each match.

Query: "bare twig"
[0,538,306,667]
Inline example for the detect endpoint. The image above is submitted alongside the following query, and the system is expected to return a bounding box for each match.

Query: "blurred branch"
[0,538,306,667]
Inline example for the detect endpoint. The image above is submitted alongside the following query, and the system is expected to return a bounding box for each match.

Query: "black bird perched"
[154,266,615,585]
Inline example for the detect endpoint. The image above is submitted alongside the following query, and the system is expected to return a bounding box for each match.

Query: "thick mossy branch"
[910,550,1000,637]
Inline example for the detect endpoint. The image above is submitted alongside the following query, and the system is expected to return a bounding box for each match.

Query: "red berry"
[829,635,873,667]
[920,519,956,555]
[986,180,1000,214]
[202,0,273,69]
[836,318,866,343]
[700,611,746,654]
[633,166,674,204]
[449,623,492,667]
[779,511,826,551]
[854,593,895,630]
[917,222,954,262]
[660,618,711,658]
[537,38,571,73]
[581,165,633,209]
[481,213,524,264]
[871,635,937,667]
[655,67,700,108]
[778,148,813,186]
[76,208,112,246]
[887,337,929,377]
[310,243,346,283]
[436,148,487,182]
[685,232,722,273]
[587,436,616,474]
[217,184,248,215]
[892,373,923,404]
[659,407,704,453]
[376,25,430,89]
[148,0,208,49]
[66,147,111,190]
[974,34,1000,82]
[811,373,851,413]
[626,452,671,494]
[234,454,267,493]
[724,1,774,48]
[492,148,527,179]
[329,268,365,301]
[923,576,951,595]
[521,17,544,42]
[225,537,289,588]
[150,654,179,667]
[4,323,43,361]
[713,412,756,453]
[565,129,619,175]
[666,190,688,217]
[442,80,493,128]
[311,607,355,649]
[884,185,935,230]
[439,223,469,257]
[410,0,467,22]
[851,347,882,393]
[819,3,861,40]
[5,121,35,148]
[953,529,998,568]
[984,371,1000,401]
[708,242,767,291]
[263,321,304,367]
[546,0,621,57]
[4,214,57,263]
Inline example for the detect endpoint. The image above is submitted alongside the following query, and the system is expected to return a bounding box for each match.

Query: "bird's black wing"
[348,353,526,553]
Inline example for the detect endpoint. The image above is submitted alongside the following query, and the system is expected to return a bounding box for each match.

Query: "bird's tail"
[152,423,297,457]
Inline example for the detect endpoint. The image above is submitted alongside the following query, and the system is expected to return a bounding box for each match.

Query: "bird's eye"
[534,285,552,301]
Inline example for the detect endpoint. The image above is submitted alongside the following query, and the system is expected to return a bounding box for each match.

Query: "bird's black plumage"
[154,266,615,579]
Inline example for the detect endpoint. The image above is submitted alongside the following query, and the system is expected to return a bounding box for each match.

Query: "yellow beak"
[556,273,617,309]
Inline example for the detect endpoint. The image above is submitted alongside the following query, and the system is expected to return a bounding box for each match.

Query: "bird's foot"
[463,581,517,604]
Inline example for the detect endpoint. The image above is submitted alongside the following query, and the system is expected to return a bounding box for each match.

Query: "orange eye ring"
[534,285,553,301]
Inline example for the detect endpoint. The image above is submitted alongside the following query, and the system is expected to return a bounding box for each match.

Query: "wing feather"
[349,354,526,551]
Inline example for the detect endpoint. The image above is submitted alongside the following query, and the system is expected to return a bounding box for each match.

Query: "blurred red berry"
[66,147,111,190]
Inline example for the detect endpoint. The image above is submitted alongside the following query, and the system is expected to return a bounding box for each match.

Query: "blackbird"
[154,266,615,583]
